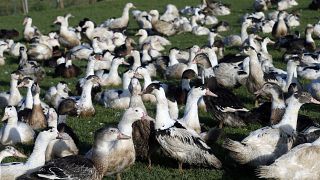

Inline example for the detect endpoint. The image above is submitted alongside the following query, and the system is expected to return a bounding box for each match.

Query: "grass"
[0,0,320,179]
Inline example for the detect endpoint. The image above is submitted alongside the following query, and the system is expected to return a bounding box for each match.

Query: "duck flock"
[0,0,320,179]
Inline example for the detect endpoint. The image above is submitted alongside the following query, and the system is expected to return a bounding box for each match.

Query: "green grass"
[0,0,320,179]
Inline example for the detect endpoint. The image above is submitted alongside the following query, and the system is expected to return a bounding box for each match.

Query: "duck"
[257,136,320,179]
[135,66,157,103]
[76,55,101,98]
[159,4,179,22]
[0,41,9,65]
[277,0,298,11]
[68,43,94,60]
[27,38,54,61]
[0,146,27,163]
[272,11,289,38]
[253,0,269,11]
[23,16,41,41]
[17,47,46,82]
[282,24,316,52]
[6,39,26,57]
[19,83,47,130]
[96,57,129,87]
[97,69,135,109]
[135,29,171,51]
[82,20,113,41]
[314,20,320,38]
[223,18,253,47]
[44,81,70,109]
[0,106,35,145]
[0,128,58,179]
[0,71,23,108]
[127,50,142,71]
[26,127,129,180]
[132,10,153,30]
[143,82,222,170]
[114,38,135,57]
[100,3,136,31]
[58,75,100,117]
[54,15,81,48]
[16,77,49,117]
[178,86,217,134]
[149,9,177,36]
[92,37,115,53]
[223,91,320,167]
[191,16,210,36]
[54,56,82,78]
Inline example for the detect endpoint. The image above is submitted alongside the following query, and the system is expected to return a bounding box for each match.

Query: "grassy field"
[0,0,320,179]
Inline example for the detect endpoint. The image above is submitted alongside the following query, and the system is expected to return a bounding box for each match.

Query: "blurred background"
[0,0,100,16]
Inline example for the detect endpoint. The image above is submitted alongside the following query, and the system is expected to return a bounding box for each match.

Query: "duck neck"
[65,59,72,67]
[132,54,141,70]
[6,116,18,126]
[274,100,302,133]
[154,89,175,129]
[79,82,93,107]
[121,6,130,20]
[181,93,201,132]
[142,72,152,90]
[25,138,51,167]
[241,24,250,42]
[122,74,132,90]
[187,51,198,74]
[270,91,286,109]
[8,78,21,105]
[285,61,298,91]
[169,52,179,66]
[261,41,269,54]
[33,93,41,106]
[206,49,218,67]
[25,86,33,109]
[306,31,314,43]
[109,62,120,77]
[85,23,94,39]
[208,33,215,47]
[118,115,134,137]
[181,79,191,91]
[85,61,95,77]
[249,52,264,84]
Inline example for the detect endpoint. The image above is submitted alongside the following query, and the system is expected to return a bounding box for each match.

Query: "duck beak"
[117,133,131,140]
[254,89,263,97]
[2,113,9,122]
[135,32,140,36]
[310,97,320,105]
[268,40,275,45]
[122,61,130,66]
[14,151,27,158]
[57,133,63,139]
[132,5,136,9]
[141,113,155,122]
[205,89,218,97]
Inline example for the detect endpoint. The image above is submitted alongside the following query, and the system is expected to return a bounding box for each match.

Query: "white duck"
[144,82,222,170]
[54,15,80,48]
[101,3,136,30]
[0,71,23,108]
[69,43,93,60]
[23,16,40,41]
[6,39,26,57]
[0,106,35,145]
[82,20,113,41]
[135,29,171,51]
[44,81,70,109]
[0,128,58,179]
[277,0,298,10]
[159,4,179,22]
[0,41,9,65]
[223,91,320,167]
[191,16,210,36]
[223,18,252,47]
[97,70,135,109]
[178,86,217,134]
[0,146,27,163]
[96,57,129,86]
[257,136,320,179]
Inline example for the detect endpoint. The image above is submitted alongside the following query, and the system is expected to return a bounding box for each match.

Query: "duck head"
[37,128,59,142]
[134,66,148,79]
[182,69,197,80]
[47,108,58,128]
[2,146,27,158]
[11,70,23,81]
[135,29,147,36]
[2,106,18,122]
[254,82,283,98]
[94,127,131,146]
[190,86,218,97]
[31,83,41,96]
[86,75,101,86]
[17,77,34,88]
[23,16,31,26]
[241,46,257,56]
[128,78,142,94]
[143,82,163,94]
[287,91,320,105]
[57,81,71,93]
[126,3,136,9]
[123,107,154,123]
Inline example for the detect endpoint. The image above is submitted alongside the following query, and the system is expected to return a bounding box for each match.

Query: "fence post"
[57,0,64,9]
[89,0,97,4]
[21,0,28,14]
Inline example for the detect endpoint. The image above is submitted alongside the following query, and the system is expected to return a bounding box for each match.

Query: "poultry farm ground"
[0,0,319,179]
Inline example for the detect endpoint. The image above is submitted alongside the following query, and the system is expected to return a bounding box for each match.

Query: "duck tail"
[206,154,223,169]
[256,165,277,179]
[222,138,249,164]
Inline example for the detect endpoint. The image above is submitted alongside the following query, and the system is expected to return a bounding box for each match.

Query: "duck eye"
[135,109,138,112]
